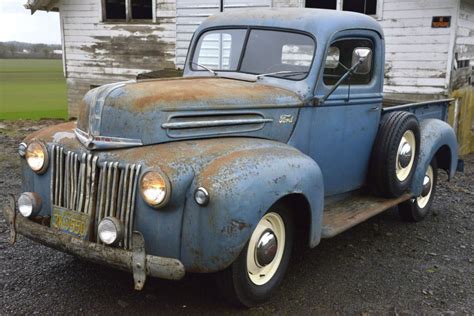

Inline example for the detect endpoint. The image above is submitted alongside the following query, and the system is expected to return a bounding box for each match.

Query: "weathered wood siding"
[175,0,271,68]
[452,0,474,90]
[379,0,457,100]
[59,0,176,117]
[57,0,470,116]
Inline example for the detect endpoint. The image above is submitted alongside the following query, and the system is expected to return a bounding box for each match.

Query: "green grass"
[0,59,68,120]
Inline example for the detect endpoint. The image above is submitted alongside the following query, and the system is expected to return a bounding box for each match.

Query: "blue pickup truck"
[4,8,462,306]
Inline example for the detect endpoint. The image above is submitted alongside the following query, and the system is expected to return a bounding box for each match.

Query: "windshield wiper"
[256,70,308,79]
[191,62,217,76]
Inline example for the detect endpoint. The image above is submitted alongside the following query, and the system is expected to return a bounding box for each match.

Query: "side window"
[323,39,374,86]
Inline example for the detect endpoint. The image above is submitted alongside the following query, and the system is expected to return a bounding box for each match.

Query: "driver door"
[308,33,383,196]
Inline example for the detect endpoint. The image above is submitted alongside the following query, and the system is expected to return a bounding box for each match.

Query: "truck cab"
[4,8,460,307]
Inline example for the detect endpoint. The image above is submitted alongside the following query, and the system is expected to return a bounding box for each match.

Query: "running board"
[321,193,411,238]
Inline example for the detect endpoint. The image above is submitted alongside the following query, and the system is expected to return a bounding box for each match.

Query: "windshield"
[191,28,315,80]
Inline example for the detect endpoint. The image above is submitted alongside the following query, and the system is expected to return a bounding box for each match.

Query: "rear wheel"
[216,205,294,307]
[399,158,438,222]
[369,111,420,197]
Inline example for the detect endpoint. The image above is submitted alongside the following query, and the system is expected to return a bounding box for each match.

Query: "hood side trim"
[89,81,134,136]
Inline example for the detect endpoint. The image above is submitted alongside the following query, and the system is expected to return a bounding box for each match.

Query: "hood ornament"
[75,128,142,150]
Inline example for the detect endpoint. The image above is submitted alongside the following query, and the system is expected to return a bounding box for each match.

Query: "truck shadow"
[26,200,452,314]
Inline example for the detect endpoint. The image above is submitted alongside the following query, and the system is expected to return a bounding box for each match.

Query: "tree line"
[0,41,62,59]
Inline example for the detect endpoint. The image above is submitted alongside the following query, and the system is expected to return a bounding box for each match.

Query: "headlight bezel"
[140,170,171,209]
[25,140,49,174]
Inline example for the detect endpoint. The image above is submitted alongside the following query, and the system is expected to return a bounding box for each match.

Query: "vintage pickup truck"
[4,8,463,306]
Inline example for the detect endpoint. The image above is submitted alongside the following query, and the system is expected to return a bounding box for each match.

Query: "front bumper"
[2,195,185,290]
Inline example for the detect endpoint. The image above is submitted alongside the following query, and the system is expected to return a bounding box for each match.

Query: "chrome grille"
[50,145,141,249]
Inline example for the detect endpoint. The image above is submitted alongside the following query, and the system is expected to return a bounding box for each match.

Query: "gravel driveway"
[1,120,473,315]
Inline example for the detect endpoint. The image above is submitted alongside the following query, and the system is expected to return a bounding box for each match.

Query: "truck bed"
[321,98,454,239]
[382,98,454,122]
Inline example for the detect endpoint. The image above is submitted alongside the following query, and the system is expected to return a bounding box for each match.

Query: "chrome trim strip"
[162,118,273,129]
[88,81,134,136]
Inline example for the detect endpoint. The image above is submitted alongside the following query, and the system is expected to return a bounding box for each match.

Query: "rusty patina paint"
[113,77,303,111]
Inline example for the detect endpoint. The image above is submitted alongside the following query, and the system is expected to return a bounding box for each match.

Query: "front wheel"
[215,205,294,307]
[398,158,438,222]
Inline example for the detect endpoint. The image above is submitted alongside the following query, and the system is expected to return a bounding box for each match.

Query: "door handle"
[370,106,380,111]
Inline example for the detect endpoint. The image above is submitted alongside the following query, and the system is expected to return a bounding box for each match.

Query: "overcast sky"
[0,0,61,44]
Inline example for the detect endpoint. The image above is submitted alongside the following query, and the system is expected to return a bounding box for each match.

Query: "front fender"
[411,119,458,196]
[180,145,324,273]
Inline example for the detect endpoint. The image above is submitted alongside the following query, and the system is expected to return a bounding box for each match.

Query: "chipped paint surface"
[75,77,302,146]
[21,122,324,271]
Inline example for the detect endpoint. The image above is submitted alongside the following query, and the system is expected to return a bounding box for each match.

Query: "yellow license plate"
[51,206,91,240]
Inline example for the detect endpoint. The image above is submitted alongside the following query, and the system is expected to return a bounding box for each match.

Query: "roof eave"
[24,0,59,14]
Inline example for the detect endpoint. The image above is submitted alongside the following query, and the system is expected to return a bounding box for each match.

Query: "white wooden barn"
[26,0,474,117]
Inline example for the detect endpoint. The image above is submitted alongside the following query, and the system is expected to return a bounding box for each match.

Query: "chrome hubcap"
[398,142,412,168]
[396,130,416,182]
[247,212,285,286]
[255,229,278,267]
[421,175,432,197]
[416,165,434,208]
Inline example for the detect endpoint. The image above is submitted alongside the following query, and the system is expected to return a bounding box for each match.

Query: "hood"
[76,77,303,149]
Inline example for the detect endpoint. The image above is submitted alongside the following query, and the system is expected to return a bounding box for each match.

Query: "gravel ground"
[1,120,473,315]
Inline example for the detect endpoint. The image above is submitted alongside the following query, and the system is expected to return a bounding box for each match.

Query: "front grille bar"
[50,145,141,249]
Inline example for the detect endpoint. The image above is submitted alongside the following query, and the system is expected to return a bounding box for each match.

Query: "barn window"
[105,0,126,20]
[103,0,154,22]
[343,0,377,15]
[305,0,381,18]
[305,0,337,10]
[131,0,153,19]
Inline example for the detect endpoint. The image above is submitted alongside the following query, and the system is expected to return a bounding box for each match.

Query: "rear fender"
[180,146,324,273]
[411,119,458,196]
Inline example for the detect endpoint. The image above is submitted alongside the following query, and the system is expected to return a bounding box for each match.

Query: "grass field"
[0,59,67,120]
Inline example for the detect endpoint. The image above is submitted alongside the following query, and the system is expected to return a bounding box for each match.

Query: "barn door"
[176,0,271,68]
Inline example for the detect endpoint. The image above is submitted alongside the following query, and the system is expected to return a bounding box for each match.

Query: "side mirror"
[352,48,372,75]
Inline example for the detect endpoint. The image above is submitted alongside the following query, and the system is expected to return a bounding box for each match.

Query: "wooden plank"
[385,43,450,53]
[322,194,411,238]
[385,35,451,45]
[385,60,447,70]
[384,77,447,87]
[385,52,448,61]
[383,85,447,94]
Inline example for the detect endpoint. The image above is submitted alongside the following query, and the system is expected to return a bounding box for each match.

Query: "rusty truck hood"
[76,77,302,149]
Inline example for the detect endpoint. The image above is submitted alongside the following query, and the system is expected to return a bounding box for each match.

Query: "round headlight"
[98,217,124,245]
[18,192,42,217]
[25,141,48,174]
[140,171,170,208]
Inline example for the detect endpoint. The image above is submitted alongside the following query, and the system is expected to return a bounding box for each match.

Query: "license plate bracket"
[51,206,91,240]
